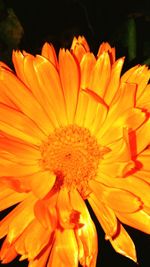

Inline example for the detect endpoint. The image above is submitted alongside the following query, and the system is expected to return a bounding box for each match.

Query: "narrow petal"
[59,49,80,123]
[41,42,58,68]
[74,90,89,127]
[97,42,116,63]
[12,50,28,83]
[77,53,97,127]
[110,225,137,262]
[116,210,150,234]
[33,55,67,126]
[88,193,118,239]
[90,52,111,97]
[82,91,101,129]
[48,229,78,267]
[104,58,124,104]
[90,100,108,135]
[80,52,96,89]
[71,36,90,62]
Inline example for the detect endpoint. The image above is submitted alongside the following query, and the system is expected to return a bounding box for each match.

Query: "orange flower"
[0,36,150,267]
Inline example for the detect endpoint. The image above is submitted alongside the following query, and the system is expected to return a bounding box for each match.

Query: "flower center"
[40,125,107,198]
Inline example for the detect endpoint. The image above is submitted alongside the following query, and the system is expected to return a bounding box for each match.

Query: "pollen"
[40,125,108,198]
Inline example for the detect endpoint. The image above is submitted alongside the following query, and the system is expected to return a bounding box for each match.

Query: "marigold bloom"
[0,36,150,267]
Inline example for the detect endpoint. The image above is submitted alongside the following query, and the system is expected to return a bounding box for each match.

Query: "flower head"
[0,36,150,266]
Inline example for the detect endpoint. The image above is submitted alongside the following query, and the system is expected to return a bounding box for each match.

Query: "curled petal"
[116,210,150,234]
[56,187,82,229]
[89,180,143,213]
[70,189,98,267]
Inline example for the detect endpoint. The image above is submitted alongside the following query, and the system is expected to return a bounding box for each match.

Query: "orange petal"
[0,103,45,145]
[0,69,52,135]
[134,146,150,184]
[12,50,28,83]
[29,171,56,199]
[71,36,90,62]
[96,83,137,142]
[70,189,98,267]
[41,42,58,69]
[34,199,57,229]
[100,159,135,178]
[110,225,137,262]
[0,135,40,160]
[0,186,27,211]
[90,52,111,97]
[80,52,96,89]
[90,99,108,135]
[56,187,81,229]
[0,158,41,177]
[33,55,67,126]
[96,173,150,208]
[27,243,51,267]
[74,89,89,127]
[88,193,118,239]
[24,219,51,260]
[97,42,116,64]
[137,147,150,170]
[0,194,36,242]
[103,137,131,162]
[104,57,124,104]
[121,65,139,81]
[59,49,80,123]
[135,120,150,154]
[48,229,78,267]
[89,180,142,213]
[21,54,61,128]
[0,87,18,109]
[98,108,146,145]
[121,65,150,99]
[82,90,101,129]
[0,237,17,264]
[116,210,150,234]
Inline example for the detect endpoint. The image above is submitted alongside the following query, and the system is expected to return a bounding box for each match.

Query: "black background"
[0,0,150,266]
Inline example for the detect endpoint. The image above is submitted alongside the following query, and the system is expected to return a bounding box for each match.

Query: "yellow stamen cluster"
[40,125,106,198]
